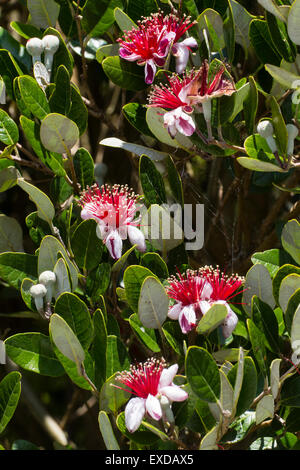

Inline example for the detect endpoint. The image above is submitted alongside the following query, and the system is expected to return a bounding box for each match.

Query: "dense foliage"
[0,0,300,451]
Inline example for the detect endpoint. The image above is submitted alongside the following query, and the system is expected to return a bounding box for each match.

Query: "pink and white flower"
[114,358,188,433]
[166,267,244,337]
[148,71,197,137]
[79,183,146,260]
[166,269,213,333]
[117,10,197,84]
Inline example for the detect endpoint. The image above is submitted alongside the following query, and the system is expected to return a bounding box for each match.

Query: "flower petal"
[222,304,238,339]
[145,394,162,421]
[179,305,196,334]
[167,303,182,320]
[198,300,212,316]
[119,47,141,62]
[127,225,146,253]
[145,59,156,84]
[160,385,188,402]
[105,229,123,259]
[176,113,195,136]
[159,364,178,388]
[125,397,146,433]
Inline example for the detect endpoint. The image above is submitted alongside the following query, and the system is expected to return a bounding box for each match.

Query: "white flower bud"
[160,395,175,424]
[257,120,277,154]
[42,35,60,75]
[30,283,47,315]
[286,124,298,156]
[26,37,44,65]
[39,270,56,303]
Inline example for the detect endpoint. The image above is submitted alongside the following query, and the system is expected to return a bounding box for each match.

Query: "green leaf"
[27,0,60,29]
[166,155,184,207]
[256,395,274,424]
[270,96,288,156]
[99,373,130,414]
[247,318,267,376]
[241,134,286,173]
[54,292,93,350]
[53,258,71,299]
[73,147,94,190]
[196,304,228,335]
[10,21,43,40]
[258,0,287,22]
[138,275,168,329]
[0,49,23,98]
[98,411,120,450]
[124,265,157,312]
[244,76,258,135]
[18,76,50,120]
[0,252,37,289]
[111,244,136,274]
[91,309,107,390]
[266,12,296,63]
[270,358,281,400]
[0,214,23,253]
[243,264,276,315]
[287,0,300,45]
[139,155,166,206]
[106,335,130,379]
[82,0,122,37]
[17,178,55,225]
[198,8,225,53]
[96,43,120,64]
[38,235,78,291]
[265,63,300,89]
[0,109,19,145]
[100,136,168,161]
[251,296,279,353]
[0,166,18,192]
[71,219,102,271]
[290,301,300,348]
[48,65,71,115]
[122,102,154,138]
[228,356,257,417]
[199,424,219,450]
[0,372,21,434]
[140,252,168,279]
[129,313,160,353]
[251,248,295,277]
[281,374,300,407]
[186,346,220,403]
[49,313,85,369]
[273,264,300,304]
[114,7,137,31]
[102,56,147,91]
[67,84,88,136]
[230,0,253,56]
[116,412,160,445]
[140,204,184,253]
[5,333,64,377]
[40,113,79,154]
[249,19,281,65]
[11,439,39,450]
[281,219,300,265]
[278,273,300,312]
[127,0,158,22]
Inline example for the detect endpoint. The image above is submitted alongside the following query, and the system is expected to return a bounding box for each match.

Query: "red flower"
[114,358,188,433]
[166,267,244,337]
[79,184,146,259]
[118,10,197,84]
[148,71,197,137]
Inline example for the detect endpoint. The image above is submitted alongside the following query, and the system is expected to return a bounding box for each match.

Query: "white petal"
[127,225,146,252]
[202,281,213,299]
[174,44,190,74]
[175,112,195,136]
[179,305,196,334]
[159,364,178,388]
[198,300,212,316]
[96,222,110,240]
[160,385,188,402]
[105,229,123,259]
[167,303,182,320]
[81,207,95,221]
[145,394,162,421]
[180,37,198,48]
[222,304,238,339]
[125,397,146,433]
